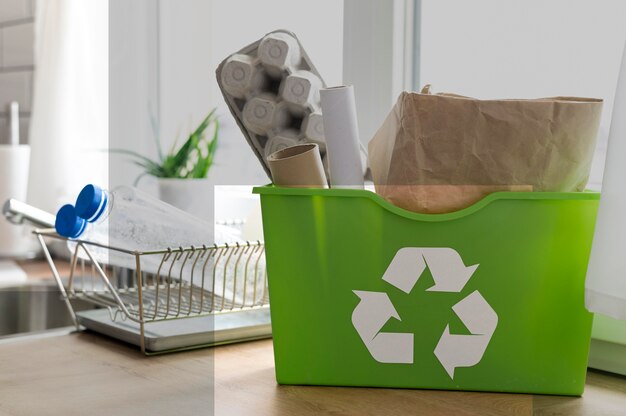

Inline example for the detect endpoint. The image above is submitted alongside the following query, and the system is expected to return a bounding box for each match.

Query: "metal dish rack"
[34,228,269,354]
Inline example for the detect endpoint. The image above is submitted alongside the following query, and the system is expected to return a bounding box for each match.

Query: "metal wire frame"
[34,229,269,353]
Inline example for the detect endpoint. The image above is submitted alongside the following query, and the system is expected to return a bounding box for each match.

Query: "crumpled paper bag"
[369,87,603,214]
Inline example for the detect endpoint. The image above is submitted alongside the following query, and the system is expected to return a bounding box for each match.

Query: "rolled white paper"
[585,42,626,319]
[10,102,19,146]
[320,85,365,189]
[359,143,369,176]
[0,145,31,257]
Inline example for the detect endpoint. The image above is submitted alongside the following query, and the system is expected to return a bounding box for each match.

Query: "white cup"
[242,94,291,136]
[220,54,267,99]
[280,70,323,114]
[258,32,301,76]
[301,111,326,152]
[264,129,300,160]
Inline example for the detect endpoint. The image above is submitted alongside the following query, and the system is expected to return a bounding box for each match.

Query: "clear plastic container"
[73,185,221,252]
[55,185,262,305]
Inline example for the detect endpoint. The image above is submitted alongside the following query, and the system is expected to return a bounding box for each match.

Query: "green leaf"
[112,108,219,180]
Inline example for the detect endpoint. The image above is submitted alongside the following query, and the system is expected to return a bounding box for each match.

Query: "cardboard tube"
[267,144,327,188]
[320,85,365,189]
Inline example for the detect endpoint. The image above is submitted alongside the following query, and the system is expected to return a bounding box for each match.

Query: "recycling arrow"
[434,290,498,378]
[382,247,478,294]
[352,247,498,379]
[352,291,414,364]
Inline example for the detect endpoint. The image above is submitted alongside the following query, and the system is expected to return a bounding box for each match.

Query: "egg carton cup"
[216,29,367,180]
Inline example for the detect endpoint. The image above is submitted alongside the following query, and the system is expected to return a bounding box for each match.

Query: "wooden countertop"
[2,260,626,415]
[16,259,71,281]
[1,332,626,416]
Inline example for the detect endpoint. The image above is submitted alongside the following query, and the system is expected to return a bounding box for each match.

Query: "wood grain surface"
[214,339,626,416]
[1,333,625,416]
[2,260,625,415]
[16,259,71,281]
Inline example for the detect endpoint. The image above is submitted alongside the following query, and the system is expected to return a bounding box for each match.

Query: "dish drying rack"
[34,229,269,354]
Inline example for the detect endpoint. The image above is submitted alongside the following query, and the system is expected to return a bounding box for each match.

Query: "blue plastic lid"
[55,204,87,238]
[75,184,108,222]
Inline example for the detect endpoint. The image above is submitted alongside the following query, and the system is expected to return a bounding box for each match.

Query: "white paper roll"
[320,85,365,189]
[0,145,31,257]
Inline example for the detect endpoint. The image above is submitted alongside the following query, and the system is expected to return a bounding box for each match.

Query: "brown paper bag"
[369,87,603,214]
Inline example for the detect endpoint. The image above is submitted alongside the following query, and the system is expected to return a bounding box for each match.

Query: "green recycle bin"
[253,186,599,396]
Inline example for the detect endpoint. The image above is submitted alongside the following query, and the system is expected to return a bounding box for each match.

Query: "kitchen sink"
[0,281,96,338]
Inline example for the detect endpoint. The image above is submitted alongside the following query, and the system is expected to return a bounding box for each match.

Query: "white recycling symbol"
[351,247,498,379]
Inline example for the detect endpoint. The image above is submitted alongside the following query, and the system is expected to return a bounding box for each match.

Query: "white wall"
[157,0,213,172]
[344,0,414,144]
[109,0,158,189]
[420,0,626,189]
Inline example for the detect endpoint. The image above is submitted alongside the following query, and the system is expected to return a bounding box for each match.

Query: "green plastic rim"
[253,185,600,222]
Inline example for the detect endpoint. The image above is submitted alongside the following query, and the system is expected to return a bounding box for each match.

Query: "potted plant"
[115,108,219,220]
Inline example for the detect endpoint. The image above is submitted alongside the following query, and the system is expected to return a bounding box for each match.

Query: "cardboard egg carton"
[216,29,366,180]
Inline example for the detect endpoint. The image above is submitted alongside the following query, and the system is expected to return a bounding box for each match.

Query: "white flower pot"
[157,178,214,223]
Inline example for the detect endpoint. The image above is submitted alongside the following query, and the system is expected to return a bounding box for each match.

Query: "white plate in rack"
[76,307,272,352]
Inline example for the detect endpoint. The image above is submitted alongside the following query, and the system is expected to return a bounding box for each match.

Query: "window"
[419,0,626,189]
